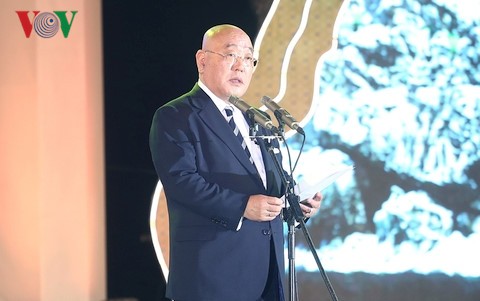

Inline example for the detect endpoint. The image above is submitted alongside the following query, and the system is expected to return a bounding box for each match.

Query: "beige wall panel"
[0,1,105,300]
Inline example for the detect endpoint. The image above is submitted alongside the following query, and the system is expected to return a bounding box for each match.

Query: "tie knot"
[224,107,233,117]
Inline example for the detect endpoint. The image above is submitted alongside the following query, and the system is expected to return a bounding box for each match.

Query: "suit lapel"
[189,86,263,186]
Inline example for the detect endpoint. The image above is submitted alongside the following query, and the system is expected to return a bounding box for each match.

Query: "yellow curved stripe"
[245,0,344,135]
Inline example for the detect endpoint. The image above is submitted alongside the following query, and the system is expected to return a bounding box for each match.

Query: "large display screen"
[279,0,480,300]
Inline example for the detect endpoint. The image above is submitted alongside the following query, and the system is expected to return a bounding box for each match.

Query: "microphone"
[228,96,279,134]
[260,96,304,135]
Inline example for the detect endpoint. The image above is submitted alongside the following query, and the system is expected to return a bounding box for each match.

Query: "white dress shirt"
[198,80,267,188]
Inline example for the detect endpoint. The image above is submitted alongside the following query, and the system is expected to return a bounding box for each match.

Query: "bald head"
[195,24,256,101]
[201,24,254,53]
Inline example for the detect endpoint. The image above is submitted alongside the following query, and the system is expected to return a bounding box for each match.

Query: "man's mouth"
[229,77,244,85]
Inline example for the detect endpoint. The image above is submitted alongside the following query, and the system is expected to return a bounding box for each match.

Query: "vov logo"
[15,11,78,38]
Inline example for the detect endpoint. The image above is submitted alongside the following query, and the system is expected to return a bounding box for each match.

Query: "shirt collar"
[198,80,235,114]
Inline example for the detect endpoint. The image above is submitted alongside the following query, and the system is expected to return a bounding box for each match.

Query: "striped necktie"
[225,107,254,165]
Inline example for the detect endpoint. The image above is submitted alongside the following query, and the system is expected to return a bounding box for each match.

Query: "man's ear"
[195,50,205,72]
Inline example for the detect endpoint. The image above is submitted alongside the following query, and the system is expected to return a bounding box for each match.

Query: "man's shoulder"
[158,85,206,111]
[155,85,210,118]
[160,85,204,108]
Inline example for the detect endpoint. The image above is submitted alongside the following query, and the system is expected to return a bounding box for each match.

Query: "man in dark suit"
[149,24,322,301]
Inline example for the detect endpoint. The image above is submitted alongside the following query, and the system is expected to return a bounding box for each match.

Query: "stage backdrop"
[0,1,105,300]
[244,0,480,300]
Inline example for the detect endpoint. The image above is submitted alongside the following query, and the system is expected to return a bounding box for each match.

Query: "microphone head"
[228,95,240,105]
[228,95,280,135]
[261,95,281,111]
[260,95,305,135]
[260,95,270,105]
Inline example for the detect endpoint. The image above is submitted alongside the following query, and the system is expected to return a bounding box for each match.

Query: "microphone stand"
[255,113,339,301]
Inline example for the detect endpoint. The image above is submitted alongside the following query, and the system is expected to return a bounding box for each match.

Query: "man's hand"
[299,192,322,218]
[244,194,284,221]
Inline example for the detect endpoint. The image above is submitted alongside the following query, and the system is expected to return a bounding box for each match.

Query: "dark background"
[102,1,261,300]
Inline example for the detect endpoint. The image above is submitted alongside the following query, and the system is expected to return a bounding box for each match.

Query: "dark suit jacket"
[149,84,287,301]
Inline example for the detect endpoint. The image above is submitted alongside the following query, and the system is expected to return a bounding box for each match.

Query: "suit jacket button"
[262,229,271,235]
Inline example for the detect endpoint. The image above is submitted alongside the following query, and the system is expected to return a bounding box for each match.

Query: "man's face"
[197,28,256,101]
